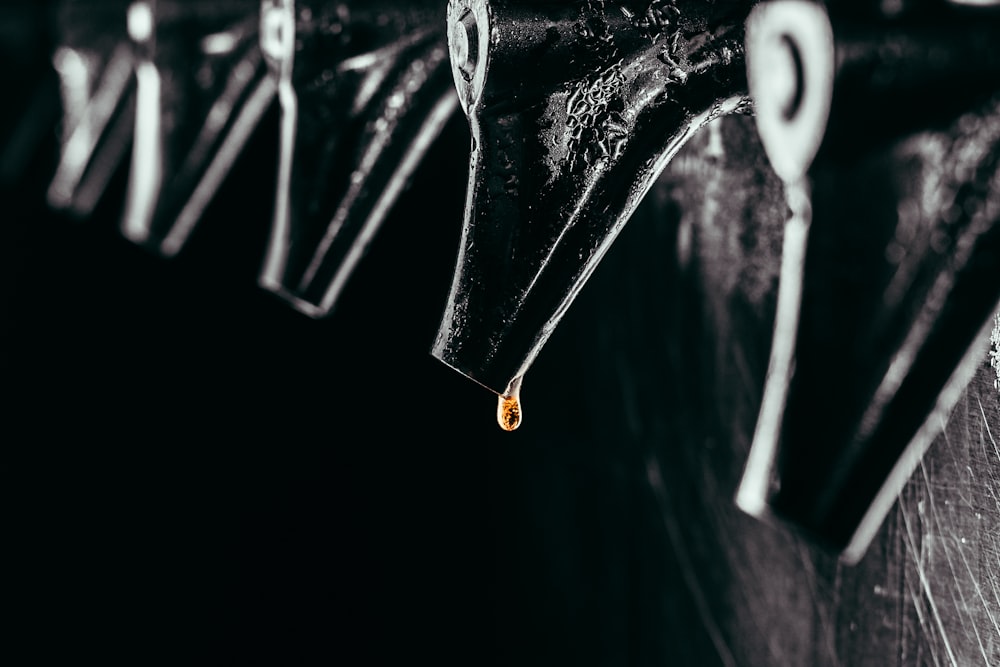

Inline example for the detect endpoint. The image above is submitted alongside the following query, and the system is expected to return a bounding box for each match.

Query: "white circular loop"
[260,1,295,64]
[447,0,491,112]
[746,0,834,183]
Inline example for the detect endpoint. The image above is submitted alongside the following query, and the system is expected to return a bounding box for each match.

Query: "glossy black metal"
[432,0,757,397]
[258,0,459,318]
[739,0,1000,563]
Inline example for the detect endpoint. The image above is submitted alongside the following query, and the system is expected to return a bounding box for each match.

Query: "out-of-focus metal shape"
[258,0,459,318]
[737,0,1000,564]
[48,0,137,218]
[120,0,274,257]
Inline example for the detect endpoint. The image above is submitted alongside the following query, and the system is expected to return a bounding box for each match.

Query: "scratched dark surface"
[4,69,1000,667]
[505,113,1000,667]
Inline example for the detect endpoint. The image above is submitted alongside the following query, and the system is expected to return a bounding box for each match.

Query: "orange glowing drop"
[497,394,522,431]
[496,377,523,432]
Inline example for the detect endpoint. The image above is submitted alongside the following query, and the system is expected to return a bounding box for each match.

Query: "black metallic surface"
[432,0,756,396]
[258,0,459,317]
[4,2,1000,665]
[774,96,1000,551]
[761,4,1000,553]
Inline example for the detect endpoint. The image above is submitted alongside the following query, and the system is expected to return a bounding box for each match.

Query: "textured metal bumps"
[432,0,757,397]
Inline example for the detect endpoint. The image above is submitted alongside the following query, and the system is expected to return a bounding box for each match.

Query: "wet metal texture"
[432,0,756,397]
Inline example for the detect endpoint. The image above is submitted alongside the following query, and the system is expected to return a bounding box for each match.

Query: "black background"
[3,94,767,664]
[1,88,699,662]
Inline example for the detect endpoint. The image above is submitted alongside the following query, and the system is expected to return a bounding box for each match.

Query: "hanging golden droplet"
[497,394,522,431]
[496,376,523,432]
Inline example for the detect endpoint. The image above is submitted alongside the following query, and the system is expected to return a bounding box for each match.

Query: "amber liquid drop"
[497,393,522,431]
